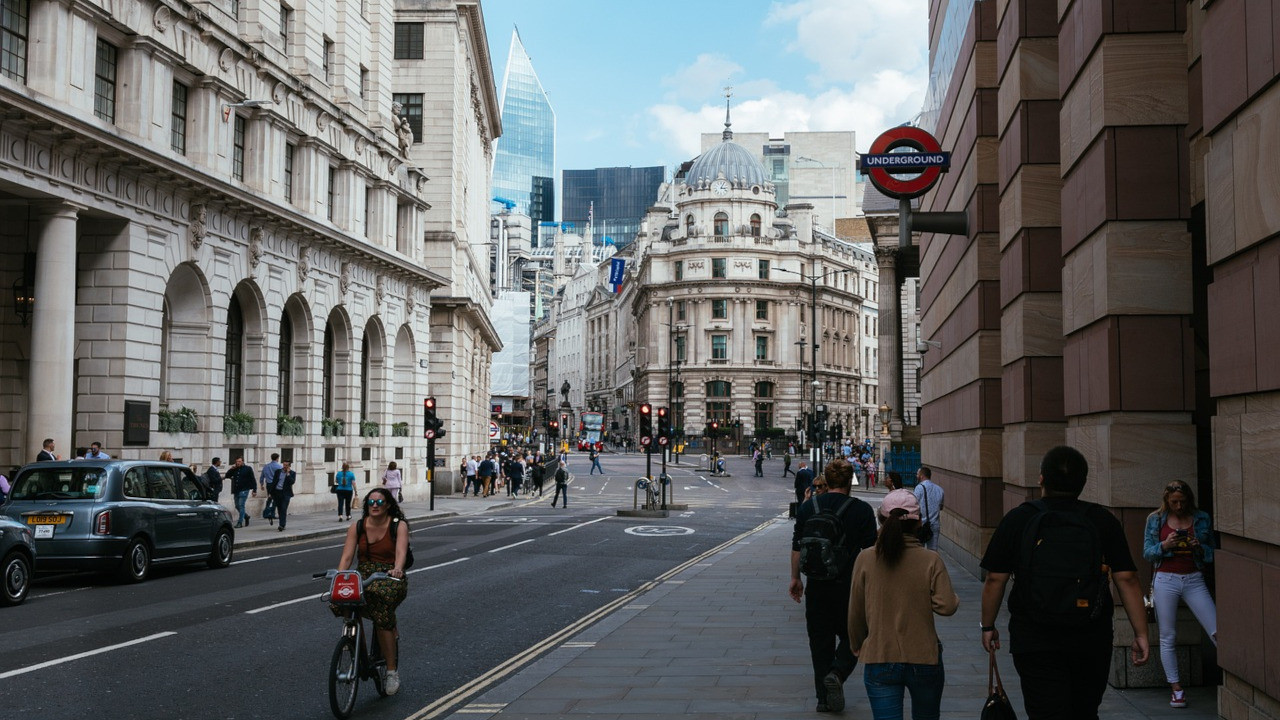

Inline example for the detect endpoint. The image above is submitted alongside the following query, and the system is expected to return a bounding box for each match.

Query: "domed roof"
[686,139,769,188]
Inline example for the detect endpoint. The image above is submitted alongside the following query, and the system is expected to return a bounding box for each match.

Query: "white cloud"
[646,0,928,164]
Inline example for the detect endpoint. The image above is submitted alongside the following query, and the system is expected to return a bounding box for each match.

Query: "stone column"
[28,203,81,456]
[875,246,901,432]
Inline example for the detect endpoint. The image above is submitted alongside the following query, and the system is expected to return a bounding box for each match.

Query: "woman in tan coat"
[848,489,959,720]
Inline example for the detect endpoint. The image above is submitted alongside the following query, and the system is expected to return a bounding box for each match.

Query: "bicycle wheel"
[329,635,360,719]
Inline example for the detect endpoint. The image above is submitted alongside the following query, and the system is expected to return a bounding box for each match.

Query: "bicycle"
[315,569,402,719]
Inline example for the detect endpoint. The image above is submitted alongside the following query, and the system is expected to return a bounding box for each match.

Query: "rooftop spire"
[722,85,733,141]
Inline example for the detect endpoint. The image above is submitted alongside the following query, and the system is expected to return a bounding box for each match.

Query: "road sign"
[859,126,950,200]
[488,421,499,439]
[425,429,436,440]
[657,436,669,446]
[624,525,694,537]
[640,436,651,447]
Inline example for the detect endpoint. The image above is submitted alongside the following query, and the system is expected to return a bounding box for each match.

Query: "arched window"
[360,330,371,420]
[750,214,761,237]
[714,212,729,237]
[685,214,695,236]
[278,311,293,414]
[160,300,170,403]
[323,321,335,418]
[224,294,244,413]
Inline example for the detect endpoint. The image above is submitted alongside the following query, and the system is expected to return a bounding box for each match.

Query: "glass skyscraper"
[561,166,665,249]
[492,29,555,225]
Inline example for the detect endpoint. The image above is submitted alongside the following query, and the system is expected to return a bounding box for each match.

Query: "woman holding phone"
[1142,480,1216,709]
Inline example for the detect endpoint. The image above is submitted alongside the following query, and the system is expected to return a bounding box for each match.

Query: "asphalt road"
[0,453,792,720]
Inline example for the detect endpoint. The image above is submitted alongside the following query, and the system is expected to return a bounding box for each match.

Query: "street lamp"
[795,156,838,233]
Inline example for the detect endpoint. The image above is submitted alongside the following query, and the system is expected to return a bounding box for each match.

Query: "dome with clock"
[684,108,770,191]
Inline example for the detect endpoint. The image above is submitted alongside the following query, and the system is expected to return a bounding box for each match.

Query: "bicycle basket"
[328,571,365,605]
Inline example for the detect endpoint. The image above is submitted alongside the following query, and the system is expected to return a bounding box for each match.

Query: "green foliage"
[321,417,346,438]
[223,411,255,436]
[391,422,410,437]
[277,413,304,436]
[158,406,198,433]
[359,420,380,438]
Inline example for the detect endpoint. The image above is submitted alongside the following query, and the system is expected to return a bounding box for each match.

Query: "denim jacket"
[1142,509,1214,569]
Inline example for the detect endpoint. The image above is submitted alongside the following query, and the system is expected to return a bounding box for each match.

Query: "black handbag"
[982,648,1018,720]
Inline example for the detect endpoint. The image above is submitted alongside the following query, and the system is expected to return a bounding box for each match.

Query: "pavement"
[235,457,1220,719]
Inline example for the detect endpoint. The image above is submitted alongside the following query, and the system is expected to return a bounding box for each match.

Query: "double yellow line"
[403,516,782,719]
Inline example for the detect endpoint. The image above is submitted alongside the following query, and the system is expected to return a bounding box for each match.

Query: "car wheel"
[117,537,151,583]
[1,550,31,606]
[207,528,233,569]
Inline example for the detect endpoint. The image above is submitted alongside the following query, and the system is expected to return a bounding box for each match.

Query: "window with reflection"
[712,258,726,278]
[711,335,727,360]
[712,299,727,319]
[750,214,761,236]
[278,311,293,414]
[714,212,728,236]
[224,295,244,413]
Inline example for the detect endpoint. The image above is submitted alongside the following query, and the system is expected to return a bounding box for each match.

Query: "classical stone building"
[629,120,881,452]
[0,0,499,507]
[908,0,1280,710]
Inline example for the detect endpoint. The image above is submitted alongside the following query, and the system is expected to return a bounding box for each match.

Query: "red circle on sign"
[658,436,669,446]
[425,429,436,439]
[865,126,945,200]
[640,436,651,446]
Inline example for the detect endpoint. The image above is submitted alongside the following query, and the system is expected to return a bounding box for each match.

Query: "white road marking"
[0,632,177,680]
[29,586,93,599]
[487,539,535,553]
[408,557,469,575]
[547,516,611,536]
[245,593,322,615]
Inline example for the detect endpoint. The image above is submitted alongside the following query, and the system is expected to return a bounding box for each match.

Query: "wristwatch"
[980,624,996,632]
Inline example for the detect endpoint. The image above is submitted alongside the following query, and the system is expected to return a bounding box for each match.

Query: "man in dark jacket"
[788,458,877,713]
[204,457,224,499]
[225,457,256,528]
[269,460,296,532]
[793,460,814,502]
[550,461,569,508]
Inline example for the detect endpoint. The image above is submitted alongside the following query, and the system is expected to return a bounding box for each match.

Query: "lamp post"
[878,402,892,480]
[666,297,675,470]
[796,156,838,233]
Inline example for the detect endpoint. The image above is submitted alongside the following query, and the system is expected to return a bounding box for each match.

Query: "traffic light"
[638,403,653,440]
[709,420,720,438]
[548,420,559,437]
[657,406,670,440]
[423,397,446,439]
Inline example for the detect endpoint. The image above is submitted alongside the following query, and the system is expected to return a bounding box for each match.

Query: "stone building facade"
[0,0,499,508]
[908,0,1280,711]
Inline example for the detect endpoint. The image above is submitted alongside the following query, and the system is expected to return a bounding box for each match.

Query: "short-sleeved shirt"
[791,492,878,583]
[980,497,1137,654]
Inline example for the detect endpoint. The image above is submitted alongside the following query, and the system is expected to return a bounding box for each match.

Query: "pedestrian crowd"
[789,445,1218,719]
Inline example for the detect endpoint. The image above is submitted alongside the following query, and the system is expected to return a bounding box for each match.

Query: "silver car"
[0,514,36,605]
[1,460,235,583]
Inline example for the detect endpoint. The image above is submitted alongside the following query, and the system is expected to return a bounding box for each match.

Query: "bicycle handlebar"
[313,569,402,582]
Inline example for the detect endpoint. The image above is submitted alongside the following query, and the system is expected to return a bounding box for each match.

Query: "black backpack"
[1016,500,1108,626]
[798,496,856,581]
[357,517,415,570]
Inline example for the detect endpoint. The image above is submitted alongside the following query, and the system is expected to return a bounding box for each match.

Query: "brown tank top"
[359,520,397,564]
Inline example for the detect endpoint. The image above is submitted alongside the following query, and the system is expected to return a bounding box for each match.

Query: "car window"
[10,468,105,500]
[145,467,177,500]
[177,472,205,501]
[123,468,148,498]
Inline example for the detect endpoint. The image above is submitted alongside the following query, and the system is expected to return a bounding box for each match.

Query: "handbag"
[981,647,1018,719]
[1143,574,1156,624]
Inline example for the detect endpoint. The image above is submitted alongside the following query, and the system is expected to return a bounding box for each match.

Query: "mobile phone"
[1175,528,1189,536]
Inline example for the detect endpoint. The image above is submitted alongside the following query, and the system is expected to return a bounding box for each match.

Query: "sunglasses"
[366,498,386,507]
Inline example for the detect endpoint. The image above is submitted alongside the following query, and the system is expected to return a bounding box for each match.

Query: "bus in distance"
[578,411,604,451]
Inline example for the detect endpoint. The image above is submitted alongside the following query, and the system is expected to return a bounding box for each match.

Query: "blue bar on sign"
[858,152,951,171]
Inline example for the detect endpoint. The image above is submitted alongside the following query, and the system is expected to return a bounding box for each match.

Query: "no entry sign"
[859,126,950,200]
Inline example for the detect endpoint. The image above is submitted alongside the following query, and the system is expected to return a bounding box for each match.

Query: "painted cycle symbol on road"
[624,526,694,537]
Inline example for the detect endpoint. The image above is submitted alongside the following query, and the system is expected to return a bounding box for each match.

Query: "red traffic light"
[711,421,719,429]
[424,397,436,410]
[657,407,667,418]
[639,403,652,416]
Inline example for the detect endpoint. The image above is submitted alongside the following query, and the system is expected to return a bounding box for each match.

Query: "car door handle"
[176,512,198,517]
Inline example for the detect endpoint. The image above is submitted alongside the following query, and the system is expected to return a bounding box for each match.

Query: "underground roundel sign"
[858,126,951,200]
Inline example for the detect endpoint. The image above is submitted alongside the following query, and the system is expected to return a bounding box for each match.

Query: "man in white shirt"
[913,466,944,551]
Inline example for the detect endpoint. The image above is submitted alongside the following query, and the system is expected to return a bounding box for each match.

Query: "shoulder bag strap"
[988,647,1005,696]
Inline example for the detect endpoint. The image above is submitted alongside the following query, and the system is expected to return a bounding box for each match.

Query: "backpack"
[357,517,415,570]
[1016,500,1108,626]
[798,496,856,581]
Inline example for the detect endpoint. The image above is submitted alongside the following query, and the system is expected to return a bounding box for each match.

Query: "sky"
[480,0,931,180]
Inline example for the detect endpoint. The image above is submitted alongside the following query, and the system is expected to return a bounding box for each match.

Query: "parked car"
[0,514,36,605]
[1,460,235,583]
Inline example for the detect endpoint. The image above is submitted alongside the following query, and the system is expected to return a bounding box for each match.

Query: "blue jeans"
[863,659,945,720]
[590,459,602,474]
[235,490,250,524]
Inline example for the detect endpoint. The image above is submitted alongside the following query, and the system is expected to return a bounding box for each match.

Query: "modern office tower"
[492,28,556,225]
[562,166,665,249]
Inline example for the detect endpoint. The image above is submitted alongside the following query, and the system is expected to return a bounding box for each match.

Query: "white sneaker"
[384,669,400,695]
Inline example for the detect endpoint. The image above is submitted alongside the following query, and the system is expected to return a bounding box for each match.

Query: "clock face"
[711,179,730,196]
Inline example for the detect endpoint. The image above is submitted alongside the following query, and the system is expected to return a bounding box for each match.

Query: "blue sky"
[481,0,930,179]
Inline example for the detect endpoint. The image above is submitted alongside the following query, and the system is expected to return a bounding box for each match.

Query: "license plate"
[27,515,68,525]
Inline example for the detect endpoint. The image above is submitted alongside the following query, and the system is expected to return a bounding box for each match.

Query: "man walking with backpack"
[788,458,877,713]
[979,445,1149,720]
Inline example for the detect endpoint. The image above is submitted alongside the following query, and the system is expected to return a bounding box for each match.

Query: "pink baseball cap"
[881,489,920,520]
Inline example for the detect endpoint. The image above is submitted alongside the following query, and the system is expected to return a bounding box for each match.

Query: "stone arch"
[278,293,314,418]
[321,305,354,424]
[392,323,418,438]
[359,315,389,429]
[161,262,213,419]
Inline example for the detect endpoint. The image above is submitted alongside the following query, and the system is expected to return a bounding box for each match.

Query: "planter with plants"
[158,406,198,433]
[321,417,345,438]
[391,422,410,437]
[277,413,304,436]
[359,420,380,437]
[223,411,255,436]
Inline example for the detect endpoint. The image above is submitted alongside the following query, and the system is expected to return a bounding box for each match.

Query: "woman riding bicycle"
[337,487,409,695]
